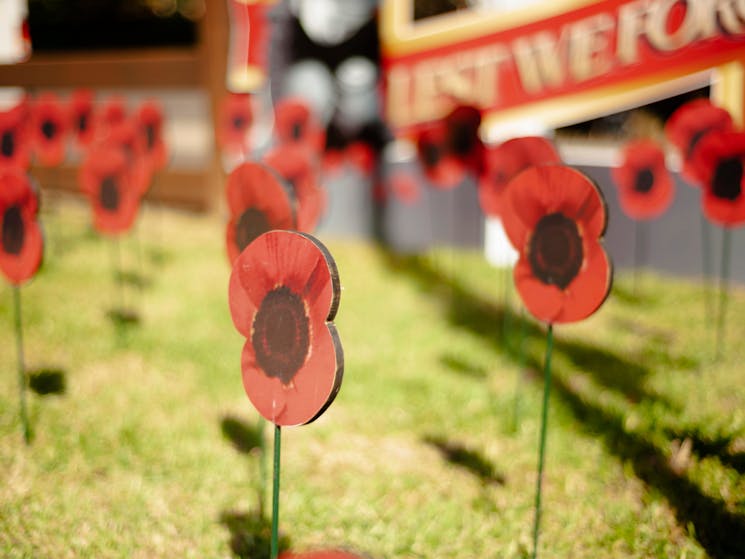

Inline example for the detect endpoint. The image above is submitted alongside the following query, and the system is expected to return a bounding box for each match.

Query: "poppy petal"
[554,241,612,323]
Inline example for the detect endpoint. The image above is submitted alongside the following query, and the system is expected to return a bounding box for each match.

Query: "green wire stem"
[13,286,30,444]
[716,227,732,360]
[701,214,713,324]
[270,424,281,559]
[531,324,554,559]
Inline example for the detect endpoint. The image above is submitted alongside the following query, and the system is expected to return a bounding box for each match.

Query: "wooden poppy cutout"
[31,92,67,167]
[0,168,43,285]
[502,165,612,324]
[611,139,674,220]
[478,136,561,218]
[228,230,343,426]
[69,89,96,148]
[0,102,31,170]
[225,161,297,264]
[218,93,253,156]
[135,100,169,172]
[274,98,326,155]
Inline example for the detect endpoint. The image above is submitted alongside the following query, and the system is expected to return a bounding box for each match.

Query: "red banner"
[381,0,745,136]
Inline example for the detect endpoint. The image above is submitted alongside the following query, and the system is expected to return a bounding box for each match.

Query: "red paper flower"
[217,93,252,156]
[690,130,745,226]
[99,96,128,135]
[79,145,141,235]
[611,139,674,220]
[31,92,67,167]
[264,144,325,232]
[416,121,465,189]
[225,161,296,264]
[445,105,483,174]
[665,99,733,184]
[502,165,611,324]
[0,102,31,171]
[228,230,343,426]
[69,89,96,147]
[478,137,561,217]
[135,100,169,172]
[0,168,43,285]
[274,98,325,155]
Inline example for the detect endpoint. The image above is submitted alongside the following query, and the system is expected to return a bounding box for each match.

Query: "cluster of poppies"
[224,97,329,264]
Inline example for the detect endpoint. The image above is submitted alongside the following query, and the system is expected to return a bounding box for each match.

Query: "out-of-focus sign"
[380,0,745,135]
[226,0,279,92]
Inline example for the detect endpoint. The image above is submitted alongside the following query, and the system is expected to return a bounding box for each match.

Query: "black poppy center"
[77,112,89,133]
[711,157,742,201]
[291,121,304,140]
[1,130,15,157]
[450,123,475,156]
[2,205,25,255]
[528,212,584,290]
[145,124,156,150]
[235,208,270,253]
[423,143,441,168]
[634,167,654,194]
[232,115,246,131]
[100,176,120,211]
[41,120,57,140]
[687,129,708,157]
[251,286,310,384]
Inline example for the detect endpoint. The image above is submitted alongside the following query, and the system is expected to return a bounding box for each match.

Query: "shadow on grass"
[439,352,488,379]
[380,248,744,558]
[27,368,66,396]
[662,427,745,475]
[106,308,141,327]
[221,415,265,455]
[423,434,506,486]
[219,509,290,559]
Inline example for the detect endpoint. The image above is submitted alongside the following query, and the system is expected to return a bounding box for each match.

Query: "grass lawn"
[1,195,744,558]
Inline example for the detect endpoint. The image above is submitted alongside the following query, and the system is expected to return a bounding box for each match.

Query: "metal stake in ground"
[715,226,732,359]
[13,285,30,444]
[531,325,554,559]
[271,424,281,559]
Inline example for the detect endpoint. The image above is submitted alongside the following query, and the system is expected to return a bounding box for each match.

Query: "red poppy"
[664,99,733,184]
[0,168,43,285]
[31,92,67,167]
[228,230,343,426]
[502,165,611,324]
[445,105,483,174]
[102,120,152,196]
[478,136,561,217]
[689,130,745,226]
[225,161,296,264]
[416,121,465,189]
[79,145,141,235]
[0,102,31,171]
[388,170,421,205]
[135,100,169,172]
[274,97,326,155]
[217,93,252,156]
[611,139,674,220]
[69,89,96,147]
[99,96,128,136]
[264,144,325,233]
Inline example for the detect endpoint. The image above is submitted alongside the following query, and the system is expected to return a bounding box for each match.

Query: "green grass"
[1,195,743,558]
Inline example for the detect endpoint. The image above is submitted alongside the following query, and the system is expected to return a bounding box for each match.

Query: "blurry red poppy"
[445,105,483,174]
[69,89,96,147]
[228,230,343,426]
[0,103,31,170]
[274,97,325,155]
[416,121,465,189]
[0,168,43,285]
[102,120,152,196]
[388,170,421,205]
[99,96,128,136]
[264,144,325,233]
[478,136,561,217]
[135,100,169,172]
[690,130,745,226]
[217,93,252,156]
[611,139,674,220]
[502,165,611,324]
[665,99,733,185]
[79,145,141,235]
[225,161,296,264]
[31,92,67,167]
